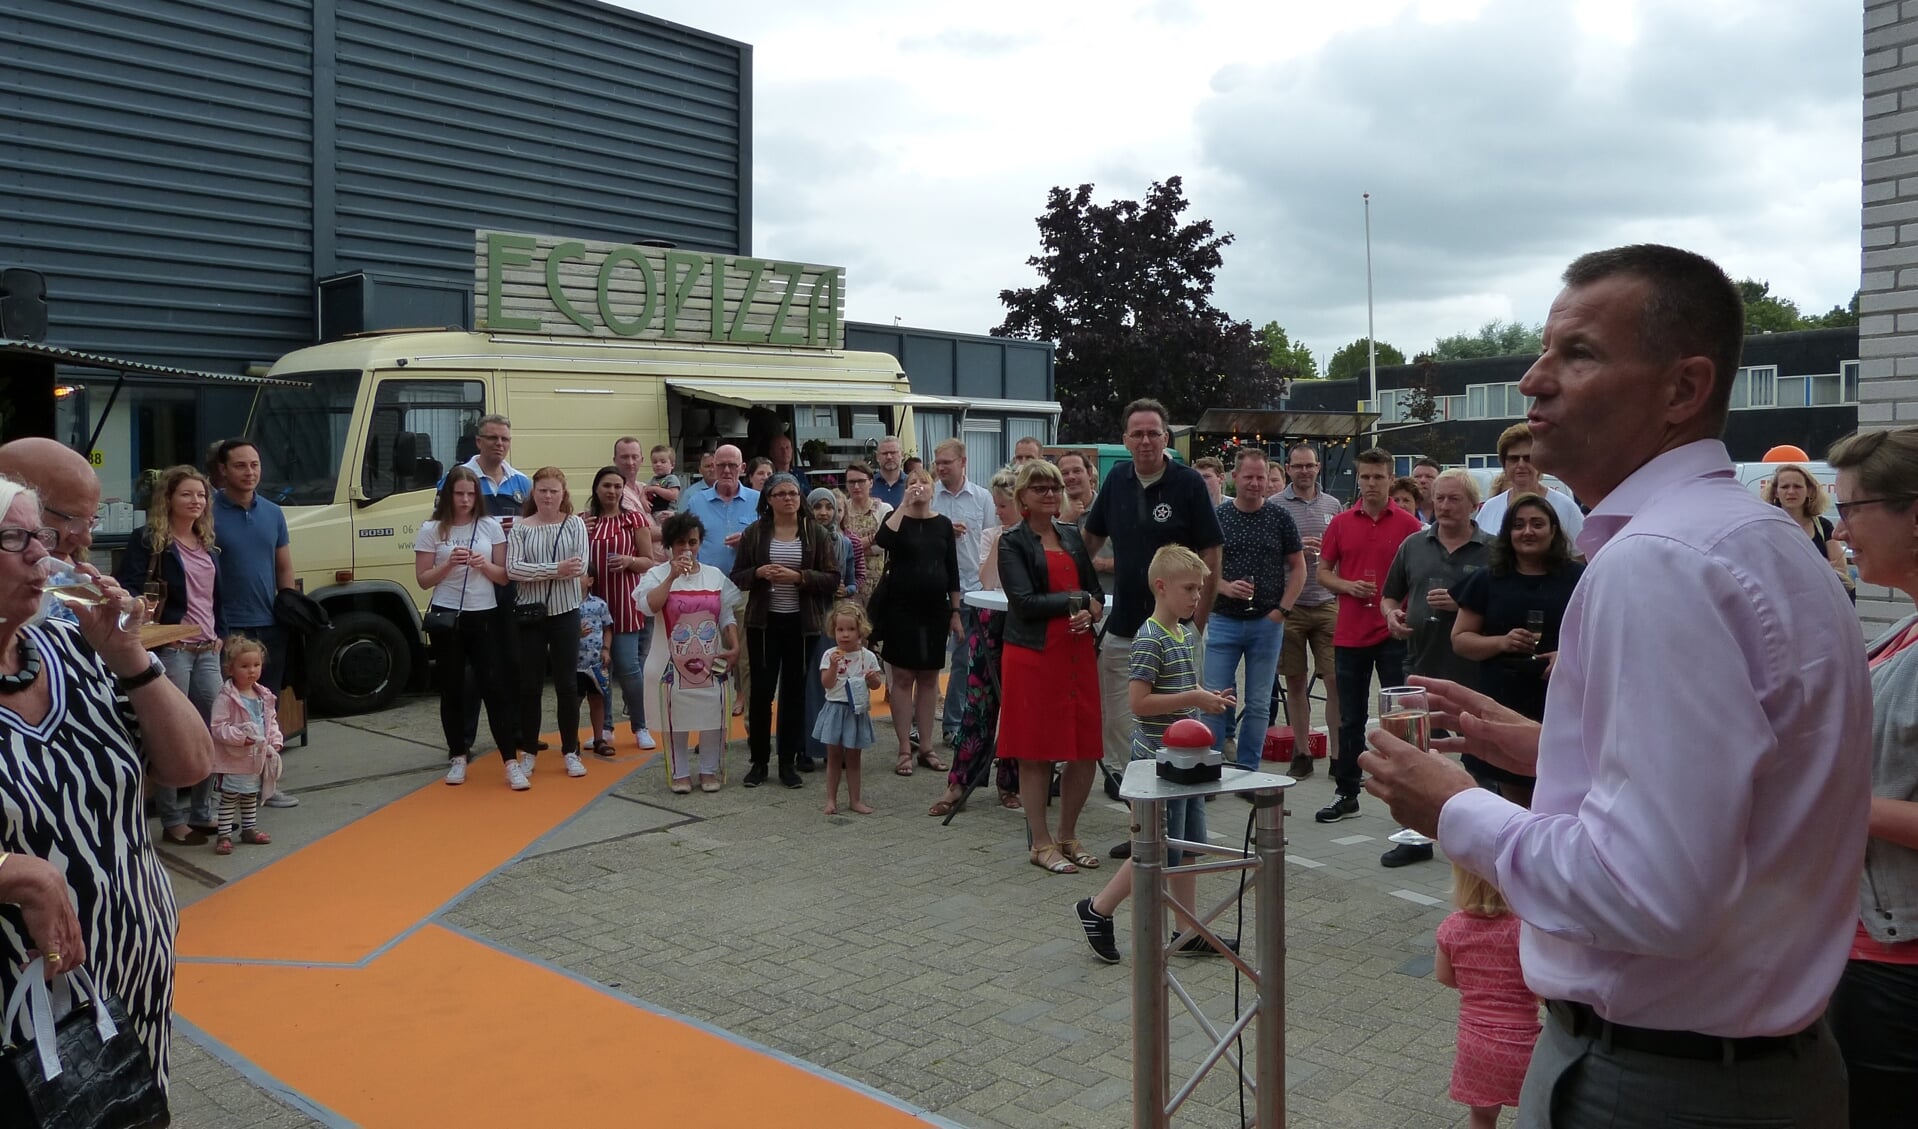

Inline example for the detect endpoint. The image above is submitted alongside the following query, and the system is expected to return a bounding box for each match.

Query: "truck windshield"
[250,370,360,506]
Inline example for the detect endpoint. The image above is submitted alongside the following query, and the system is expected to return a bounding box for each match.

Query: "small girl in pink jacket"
[207,636,285,855]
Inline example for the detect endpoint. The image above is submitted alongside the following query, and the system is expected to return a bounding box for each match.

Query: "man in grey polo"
[1377,468,1491,866]
[1271,443,1343,778]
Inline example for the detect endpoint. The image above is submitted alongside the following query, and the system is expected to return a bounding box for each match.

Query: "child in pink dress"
[1435,864,1540,1128]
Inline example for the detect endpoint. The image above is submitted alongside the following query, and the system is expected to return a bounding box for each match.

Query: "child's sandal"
[240,828,272,846]
[214,837,234,856]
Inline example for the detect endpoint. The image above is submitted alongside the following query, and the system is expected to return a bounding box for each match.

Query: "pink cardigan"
[207,680,285,799]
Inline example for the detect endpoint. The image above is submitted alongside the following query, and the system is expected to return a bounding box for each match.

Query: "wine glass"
[39,559,139,631]
[1378,685,1431,751]
[1524,609,1546,652]
[142,582,165,621]
[1362,568,1380,610]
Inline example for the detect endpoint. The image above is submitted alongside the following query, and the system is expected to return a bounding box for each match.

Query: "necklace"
[0,634,42,695]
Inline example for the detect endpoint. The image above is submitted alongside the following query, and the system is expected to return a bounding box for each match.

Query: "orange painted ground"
[171,705,940,1128]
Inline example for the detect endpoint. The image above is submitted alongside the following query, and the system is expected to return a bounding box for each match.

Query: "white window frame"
[1730,365,1778,410]
[1842,360,1861,404]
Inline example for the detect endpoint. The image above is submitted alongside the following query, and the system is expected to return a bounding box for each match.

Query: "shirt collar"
[936,479,981,499]
[462,454,524,482]
[1575,438,1732,559]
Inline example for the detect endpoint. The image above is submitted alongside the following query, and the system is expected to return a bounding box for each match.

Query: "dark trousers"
[463,607,522,750]
[1830,957,1918,1128]
[518,608,582,756]
[1332,638,1406,798]
[431,611,518,761]
[747,612,809,770]
[235,623,290,695]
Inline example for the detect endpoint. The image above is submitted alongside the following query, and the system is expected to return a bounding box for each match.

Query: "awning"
[668,377,967,411]
[962,396,1061,416]
[0,338,311,387]
[1193,408,1379,440]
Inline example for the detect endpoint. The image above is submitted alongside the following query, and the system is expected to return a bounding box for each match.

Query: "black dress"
[870,514,959,671]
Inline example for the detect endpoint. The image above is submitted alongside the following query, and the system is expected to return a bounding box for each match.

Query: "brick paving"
[168,684,1481,1127]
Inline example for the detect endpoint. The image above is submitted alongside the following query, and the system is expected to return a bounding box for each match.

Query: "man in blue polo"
[211,437,300,806]
[462,414,532,521]
[681,443,760,714]
[870,435,907,510]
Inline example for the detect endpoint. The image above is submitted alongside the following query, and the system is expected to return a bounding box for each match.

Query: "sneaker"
[1075,898,1122,964]
[1110,841,1132,860]
[520,753,536,778]
[634,727,657,751]
[1314,795,1360,823]
[1285,755,1315,780]
[563,752,587,778]
[796,754,816,773]
[444,756,468,786]
[505,760,531,791]
[743,764,768,788]
[1172,931,1240,956]
[1380,843,1434,868]
[264,791,300,808]
[779,768,804,789]
[699,774,721,793]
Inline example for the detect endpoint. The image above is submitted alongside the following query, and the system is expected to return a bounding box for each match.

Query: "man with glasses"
[683,444,761,717]
[1475,423,1584,540]
[931,438,990,752]
[1272,443,1344,778]
[0,439,100,625]
[462,415,532,521]
[210,438,301,806]
[871,436,908,510]
[1083,399,1223,820]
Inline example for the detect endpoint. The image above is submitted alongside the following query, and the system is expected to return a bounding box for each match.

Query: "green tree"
[1807,291,1861,329]
[1325,337,1405,383]
[1256,321,1319,380]
[1737,279,1803,334]
[1429,318,1543,361]
[994,178,1284,441]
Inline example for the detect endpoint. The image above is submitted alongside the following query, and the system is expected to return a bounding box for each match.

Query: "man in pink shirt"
[1314,448,1422,823]
[1362,244,1870,1127]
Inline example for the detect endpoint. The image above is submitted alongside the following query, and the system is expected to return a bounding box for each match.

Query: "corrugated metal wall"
[0,0,749,373]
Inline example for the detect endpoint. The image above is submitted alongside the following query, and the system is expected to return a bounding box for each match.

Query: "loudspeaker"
[0,269,48,342]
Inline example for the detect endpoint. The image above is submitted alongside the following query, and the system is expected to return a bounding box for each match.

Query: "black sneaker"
[796,754,816,773]
[743,765,768,788]
[1285,755,1315,780]
[1110,841,1132,860]
[779,768,804,789]
[1380,842,1434,868]
[1075,898,1121,964]
[1172,931,1240,956]
[1314,795,1360,823]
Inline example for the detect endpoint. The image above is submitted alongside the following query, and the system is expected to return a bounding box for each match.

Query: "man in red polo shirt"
[1313,448,1422,823]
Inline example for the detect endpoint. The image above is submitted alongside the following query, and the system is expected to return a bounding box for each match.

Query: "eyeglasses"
[1024,483,1062,495]
[41,504,91,532]
[1503,453,1533,464]
[0,527,58,553]
[1835,495,1916,521]
[1126,430,1165,441]
[478,434,510,444]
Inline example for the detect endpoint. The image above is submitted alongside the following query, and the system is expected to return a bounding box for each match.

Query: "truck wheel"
[307,610,412,716]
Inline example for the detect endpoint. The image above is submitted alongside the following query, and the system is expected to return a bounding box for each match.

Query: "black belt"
[1546,999,1803,1062]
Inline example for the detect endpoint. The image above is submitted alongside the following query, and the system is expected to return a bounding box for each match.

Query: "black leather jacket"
[998,520,1103,653]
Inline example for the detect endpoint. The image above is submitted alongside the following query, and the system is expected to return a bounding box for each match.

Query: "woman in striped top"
[730,473,839,789]
[508,467,590,785]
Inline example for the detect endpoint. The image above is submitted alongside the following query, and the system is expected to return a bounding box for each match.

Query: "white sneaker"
[505,760,531,791]
[635,727,658,751]
[444,756,467,786]
[564,752,587,778]
[519,753,536,778]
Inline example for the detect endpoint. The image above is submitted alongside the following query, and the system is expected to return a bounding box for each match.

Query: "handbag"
[0,959,169,1129]
[425,522,479,633]
[514,518,569,625]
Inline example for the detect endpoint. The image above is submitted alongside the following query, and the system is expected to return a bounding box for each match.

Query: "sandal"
[214,836,234,856]
[593,739,617,759]
[999,790,1023,811]
[240,828,272,846]
[915,748,949,773]
[1029,845,1078,874]
[1058,839,1100,869]
[895,754,914,777]
[926,799,956,817]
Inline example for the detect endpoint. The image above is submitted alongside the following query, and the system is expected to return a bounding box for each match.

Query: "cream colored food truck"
[250,232,953,714]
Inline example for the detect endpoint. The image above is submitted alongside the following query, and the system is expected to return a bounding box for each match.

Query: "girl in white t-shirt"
[814,600,883,815]
[414,466,516,787]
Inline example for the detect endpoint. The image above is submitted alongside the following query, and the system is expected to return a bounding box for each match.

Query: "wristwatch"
[117,654,166,692]
[1278,605,1294,617]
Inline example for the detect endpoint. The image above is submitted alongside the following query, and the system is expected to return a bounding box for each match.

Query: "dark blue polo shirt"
[212,490,289,629]
[1083,461,1224,638]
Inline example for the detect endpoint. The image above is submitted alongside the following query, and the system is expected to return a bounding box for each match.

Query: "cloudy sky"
[618,0,1862,369]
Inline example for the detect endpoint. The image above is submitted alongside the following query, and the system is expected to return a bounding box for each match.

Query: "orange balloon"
[1763,445,1809,463]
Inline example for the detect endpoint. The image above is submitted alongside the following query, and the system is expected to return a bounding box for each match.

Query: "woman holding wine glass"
[118,465,227,845]
[1448,494,1584,808]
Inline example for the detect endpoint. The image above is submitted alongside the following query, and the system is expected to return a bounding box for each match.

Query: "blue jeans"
[1201,614,1284,769]
[155,645,221,828]
[940,606,979,739]
[1163,794,1208,867]
[610,625,647,732]
[1333,639,1406,799]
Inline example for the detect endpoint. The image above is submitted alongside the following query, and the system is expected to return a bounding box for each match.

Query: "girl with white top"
[509,466,590,782]
[641,511,741,794]
[414,466,516,787]
[815,600,883,816]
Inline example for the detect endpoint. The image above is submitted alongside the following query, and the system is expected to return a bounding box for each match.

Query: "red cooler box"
[1263,725,1328,761]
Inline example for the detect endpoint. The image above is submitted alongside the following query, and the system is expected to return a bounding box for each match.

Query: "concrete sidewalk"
[163,689,1477,1128]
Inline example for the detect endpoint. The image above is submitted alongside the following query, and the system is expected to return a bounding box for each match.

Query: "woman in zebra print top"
[0,475,213,1093]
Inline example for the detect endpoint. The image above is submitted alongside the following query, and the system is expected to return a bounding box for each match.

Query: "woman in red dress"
[996,460,1105,874]
[582,466,656,756]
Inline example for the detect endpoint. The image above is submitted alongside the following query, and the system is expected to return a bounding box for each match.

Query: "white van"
[251,330,956,714]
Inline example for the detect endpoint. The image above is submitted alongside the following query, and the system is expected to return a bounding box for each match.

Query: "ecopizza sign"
[474,231,845,348]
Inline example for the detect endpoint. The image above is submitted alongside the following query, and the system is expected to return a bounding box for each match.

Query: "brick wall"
[1860,0,1914,635]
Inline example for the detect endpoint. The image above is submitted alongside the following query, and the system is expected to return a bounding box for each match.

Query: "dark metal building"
[845,321,1057,476]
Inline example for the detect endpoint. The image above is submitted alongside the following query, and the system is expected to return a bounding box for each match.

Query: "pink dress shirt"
[1439,440,1872,1037]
